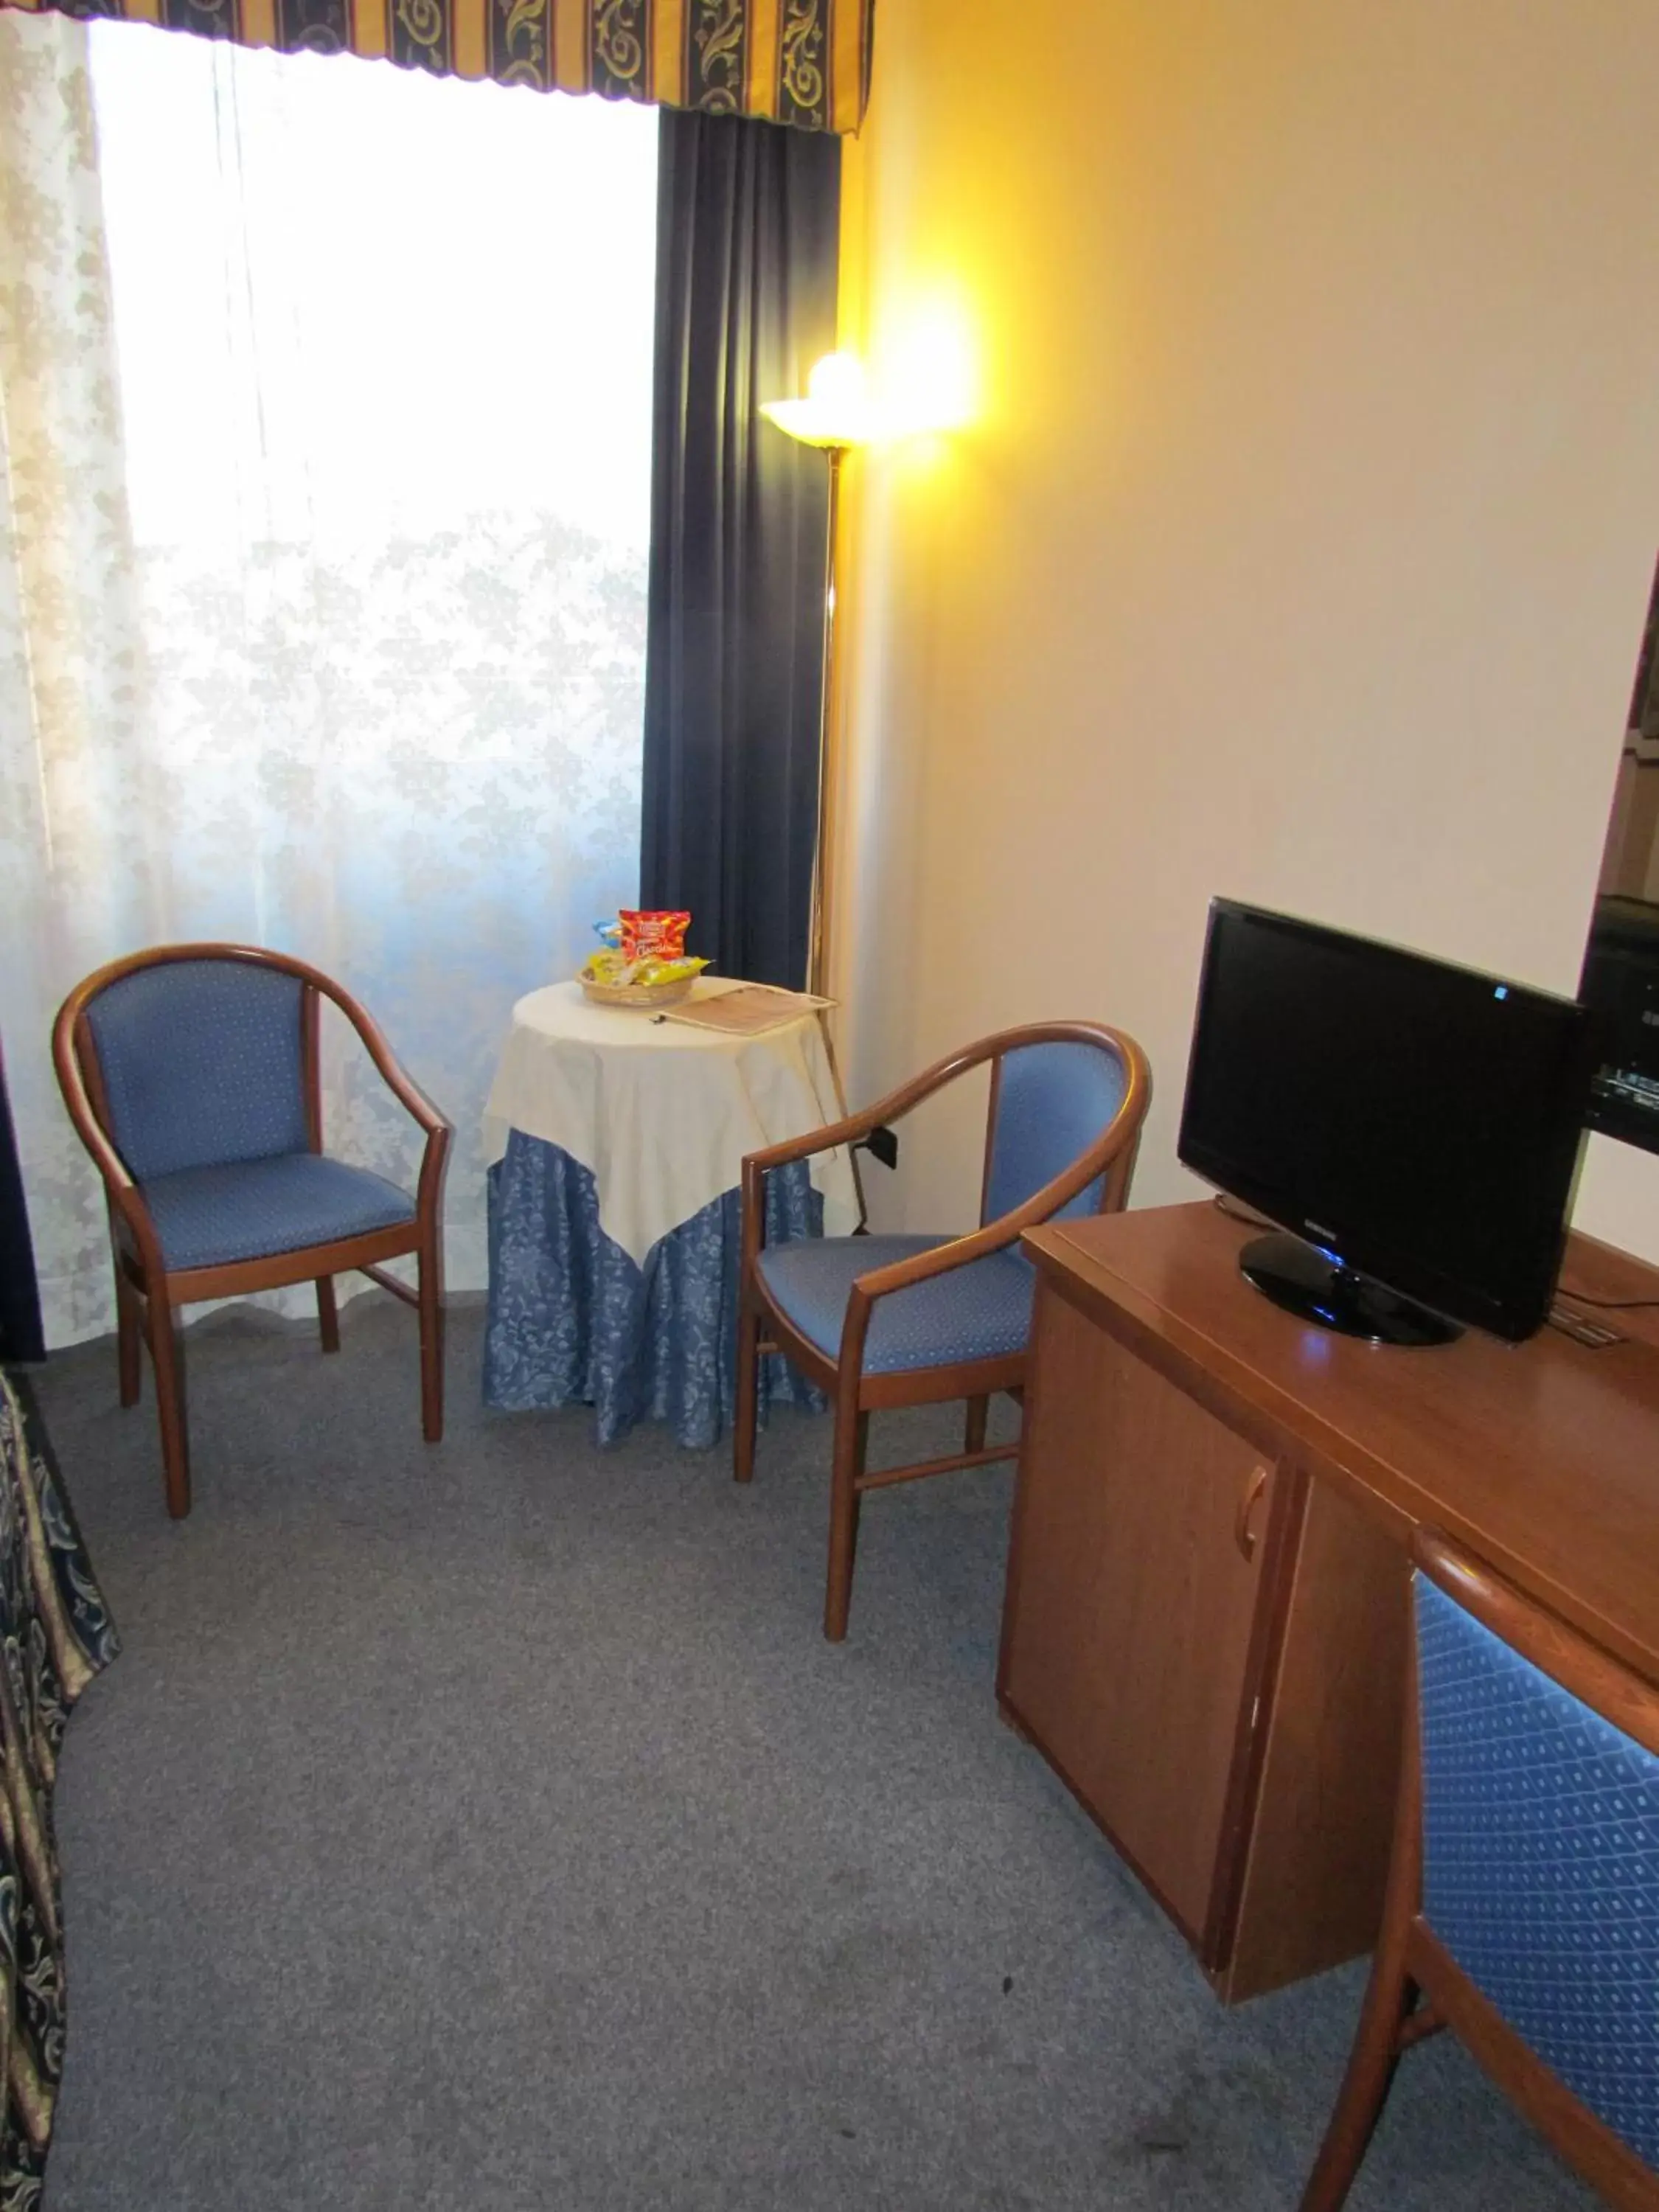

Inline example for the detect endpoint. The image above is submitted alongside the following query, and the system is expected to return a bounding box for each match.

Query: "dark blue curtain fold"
[640,110,841,990]
[0,1046,44,1364]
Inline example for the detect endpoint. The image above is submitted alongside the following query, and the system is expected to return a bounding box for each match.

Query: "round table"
[481,981,859,1447]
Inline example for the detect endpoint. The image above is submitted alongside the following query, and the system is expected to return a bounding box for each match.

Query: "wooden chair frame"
[734,1020,1151,1641]
[52,942,452,1520]
[1301,1526,1659,2212]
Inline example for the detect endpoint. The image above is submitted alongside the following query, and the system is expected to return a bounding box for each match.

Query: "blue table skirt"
[482,1131,827,1448]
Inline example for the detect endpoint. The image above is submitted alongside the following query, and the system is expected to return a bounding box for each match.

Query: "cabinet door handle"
[1235,1464,1270,1562]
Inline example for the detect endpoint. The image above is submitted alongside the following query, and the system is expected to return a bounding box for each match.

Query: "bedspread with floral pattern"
[0,1371,117,2211]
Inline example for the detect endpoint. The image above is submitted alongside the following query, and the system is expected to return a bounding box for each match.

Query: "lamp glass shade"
[759,351,873,450]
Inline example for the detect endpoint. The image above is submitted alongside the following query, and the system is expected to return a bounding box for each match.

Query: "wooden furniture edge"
[1021,1215,1659,1688]
[1200,1459,1309,1982]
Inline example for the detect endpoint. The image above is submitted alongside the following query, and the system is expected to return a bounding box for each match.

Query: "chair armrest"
[51,1015,134,1200]
[738,1054,978,1277]
[50,1004,167,1273]
[313,980,452,1224]
[740,1066,960,1182]
[314,983,451,1141]
[740,1024,1102,1269]
[843,1132,1130,1307]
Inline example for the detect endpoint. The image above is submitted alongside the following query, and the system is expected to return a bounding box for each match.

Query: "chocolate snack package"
[620,911,692,963]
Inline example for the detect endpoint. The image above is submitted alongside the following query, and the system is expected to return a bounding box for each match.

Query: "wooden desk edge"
[1023,1214,1659,1688]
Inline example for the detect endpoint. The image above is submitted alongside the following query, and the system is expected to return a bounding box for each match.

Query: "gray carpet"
[29,1296,1594,2211]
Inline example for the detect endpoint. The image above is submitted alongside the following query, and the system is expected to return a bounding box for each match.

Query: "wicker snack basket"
[580,975,697,1012]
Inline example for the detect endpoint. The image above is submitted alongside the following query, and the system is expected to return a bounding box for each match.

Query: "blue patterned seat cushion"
[757,1234,1034,1374]
[1416,1575,1659,2168]
[139,1154,416,1273]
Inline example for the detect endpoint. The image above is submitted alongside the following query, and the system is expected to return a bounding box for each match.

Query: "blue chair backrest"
[981,1039,1129,1228]
[1415,1573,1659,2169]
[83,958,310,1183]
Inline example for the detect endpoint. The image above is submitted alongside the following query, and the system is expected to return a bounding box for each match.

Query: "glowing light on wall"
[874,290,978,439]
[762,297,981,453]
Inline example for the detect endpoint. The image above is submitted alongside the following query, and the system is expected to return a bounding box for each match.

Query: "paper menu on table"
[661,982,835,1037]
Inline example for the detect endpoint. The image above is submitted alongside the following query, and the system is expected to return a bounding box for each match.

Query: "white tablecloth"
[482,981,860,1266]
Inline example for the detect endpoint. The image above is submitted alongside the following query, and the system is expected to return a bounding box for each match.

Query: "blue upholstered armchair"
[1302,1527,1659,2210]
[734,1021,1151,1641]
[53,945,451,1518]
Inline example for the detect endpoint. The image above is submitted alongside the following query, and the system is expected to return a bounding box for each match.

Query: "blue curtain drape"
[639,109,841,990]
[0,1045,44,1364]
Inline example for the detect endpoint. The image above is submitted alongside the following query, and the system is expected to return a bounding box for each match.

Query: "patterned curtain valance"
[0,0,874,131]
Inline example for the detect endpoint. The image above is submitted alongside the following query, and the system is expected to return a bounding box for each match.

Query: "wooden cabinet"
[999,1203,1659,2003]
[999,1265,1405,2002]
[999,1290,1281,1950]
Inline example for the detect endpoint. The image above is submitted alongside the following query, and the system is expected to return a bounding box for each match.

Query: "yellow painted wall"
[829,0,1659,1262]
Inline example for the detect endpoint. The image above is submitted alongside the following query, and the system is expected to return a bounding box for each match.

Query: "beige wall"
[829,0,1659,1264]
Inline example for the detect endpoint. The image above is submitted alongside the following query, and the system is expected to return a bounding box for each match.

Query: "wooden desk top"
[1026,1204,1659,1687]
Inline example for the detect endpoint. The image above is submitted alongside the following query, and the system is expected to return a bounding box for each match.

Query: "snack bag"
[635,956,709,987]
[620,910,691,964]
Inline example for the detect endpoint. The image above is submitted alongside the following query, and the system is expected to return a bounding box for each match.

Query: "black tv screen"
[1178,902,1596,1341]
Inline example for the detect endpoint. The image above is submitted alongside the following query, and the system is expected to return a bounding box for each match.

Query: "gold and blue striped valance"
[0,0,874,132]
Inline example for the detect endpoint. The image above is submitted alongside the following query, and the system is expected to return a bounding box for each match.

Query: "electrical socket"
[863,1124,899,1170]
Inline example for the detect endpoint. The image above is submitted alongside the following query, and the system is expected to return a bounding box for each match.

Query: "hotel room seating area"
[2,0,1658,2203]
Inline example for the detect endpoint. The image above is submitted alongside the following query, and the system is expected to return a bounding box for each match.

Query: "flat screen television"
[1178,902,1597,1345]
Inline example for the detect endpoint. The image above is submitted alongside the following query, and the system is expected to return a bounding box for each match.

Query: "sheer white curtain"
[0,11,657,1345]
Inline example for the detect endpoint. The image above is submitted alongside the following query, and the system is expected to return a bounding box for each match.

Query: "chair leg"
[824,1408,869,1644]
[148,1298,192,1520]
[115,1269,142,1408]
[418,1229,445,1444]
[964,1394,989,1455]
[1299,1968,1416,2212]
[316,1275,340,1354]
[734,1299,762,1484]
[1301,1673,1425,2212]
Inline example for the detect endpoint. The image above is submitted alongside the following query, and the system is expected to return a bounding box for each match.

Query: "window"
[16,21,660,1321]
